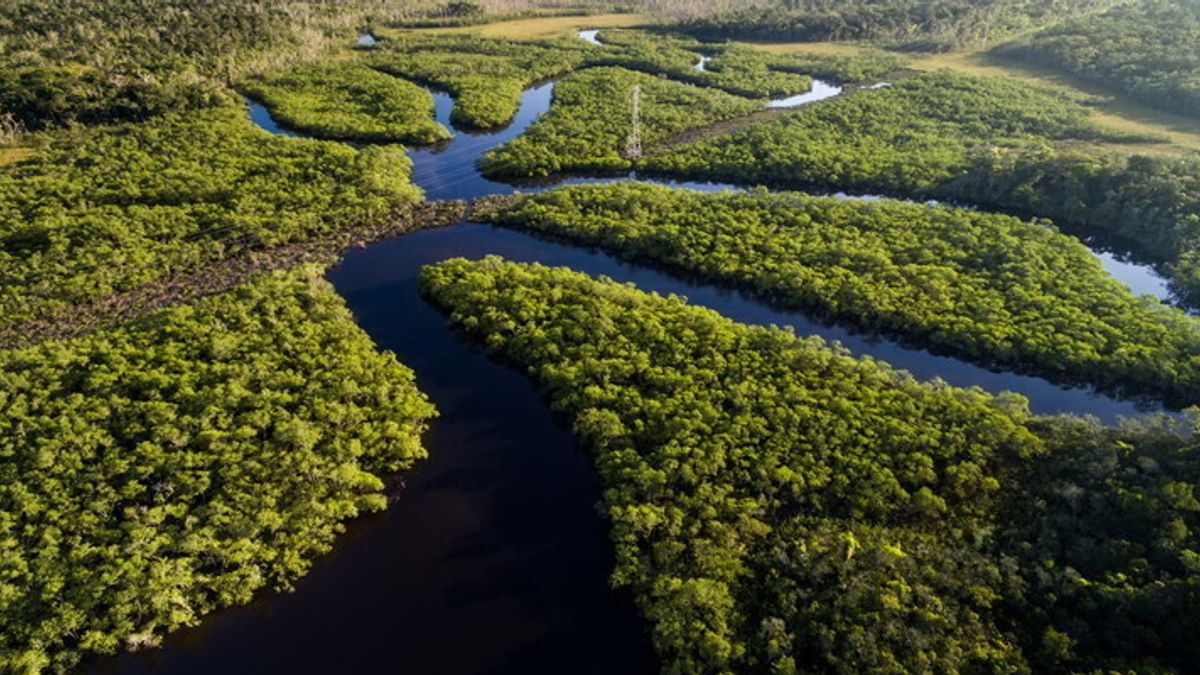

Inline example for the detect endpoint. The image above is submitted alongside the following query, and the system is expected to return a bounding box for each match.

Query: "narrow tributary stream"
[94,31,1182,675]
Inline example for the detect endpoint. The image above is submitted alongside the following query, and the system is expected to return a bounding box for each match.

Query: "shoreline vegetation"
[475,184,1200,406]
[1,266,437,672]
[421,256,1200,674]
[5,3,1200,673]
[0,200,466,350]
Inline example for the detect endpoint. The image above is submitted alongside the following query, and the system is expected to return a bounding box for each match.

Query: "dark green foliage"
[421,256,1200,674]
[421,256,1040,673]
[0,0,298,128]
[481,68,761,178]
[0,0,293,73]
[676,0,1122,52]
[0,67,225,133]
[999,0,1200,120]
[1002,417,1200,673]
[244,62,450,144]
[482,183,1200,404]
[644,70,1200,301]
[0,266,436,672]
[0,106,420,327]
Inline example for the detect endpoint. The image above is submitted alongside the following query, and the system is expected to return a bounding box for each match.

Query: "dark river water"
[94,37,1183,674]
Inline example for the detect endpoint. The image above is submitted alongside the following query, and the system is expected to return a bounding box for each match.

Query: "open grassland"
[747,41,1200,156]
[387,12,653,40]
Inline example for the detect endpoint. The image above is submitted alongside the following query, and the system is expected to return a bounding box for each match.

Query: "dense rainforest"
[243,62,450,144]
[642,70,1200,302]
[0,106,418,328]
[0,267,436,672]
[3,1,1200,673]
[673,0,1123,51]
[421,256,1200,674]
[998,0,1200,120]
[481,67,761,177]
[478,183,1200,404]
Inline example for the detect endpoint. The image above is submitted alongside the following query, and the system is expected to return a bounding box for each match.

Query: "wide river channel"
[92,32,1184,674]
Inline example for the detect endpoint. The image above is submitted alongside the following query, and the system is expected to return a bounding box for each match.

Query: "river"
[93,31,1183,675]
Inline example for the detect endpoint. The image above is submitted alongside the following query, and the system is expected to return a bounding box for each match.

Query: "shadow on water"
[96,40,1184,674]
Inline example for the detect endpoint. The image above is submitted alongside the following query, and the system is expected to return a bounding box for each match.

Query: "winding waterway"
[96,31,1183,674]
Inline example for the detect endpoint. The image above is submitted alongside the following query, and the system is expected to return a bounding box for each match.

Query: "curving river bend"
[95,31,1182,675]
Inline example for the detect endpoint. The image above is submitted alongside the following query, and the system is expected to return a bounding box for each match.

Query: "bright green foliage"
[420,256,1041,673]
[481,68,760,178]
[589,29,814,96]
[243,62,451,144]
[644,69,1200,302]
[482,183,1200,404]
[369,34,592,129]
[677,0,1123,51]
[0,267,436,672]
[1000,0,1200,120]
[945,147,1200,305]
[0,106,419,328]
[420,256,1200,673]
[366,30,865,132]
[645,69,1114,195]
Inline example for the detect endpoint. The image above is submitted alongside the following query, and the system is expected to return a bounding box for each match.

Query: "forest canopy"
[244,62,451,144]
[481,67,762,178]
[0,267,436,672]
[642,70,1200,303]
[673,0,1124,51]
[0,106,420,328]
[479,183,1200,405]
[998,0,1200,120]
[421,256,1200,674]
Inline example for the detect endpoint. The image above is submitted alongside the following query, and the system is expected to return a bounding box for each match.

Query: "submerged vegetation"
[0,107,419,329]
[244,63,450,144]
[480,183,1200,404]
[0,267,436,672]
[421,256,1200,674]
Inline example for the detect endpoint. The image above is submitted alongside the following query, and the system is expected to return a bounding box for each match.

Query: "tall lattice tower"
[626,84,642,159]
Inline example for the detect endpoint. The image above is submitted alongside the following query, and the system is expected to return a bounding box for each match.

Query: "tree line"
[0,106,420,328]
[420,255,1200,674]
[998,0,1200,121]
[0,266,437,672]
[673,0,1124,51]
[479,183,1200,405]
[642,70,1200,303]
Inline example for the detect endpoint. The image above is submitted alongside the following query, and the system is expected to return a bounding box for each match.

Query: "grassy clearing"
[389,12,653,40]
[746,41,1200,155]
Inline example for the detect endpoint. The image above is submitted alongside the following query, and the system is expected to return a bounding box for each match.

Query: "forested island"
[2,1,1199,673]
